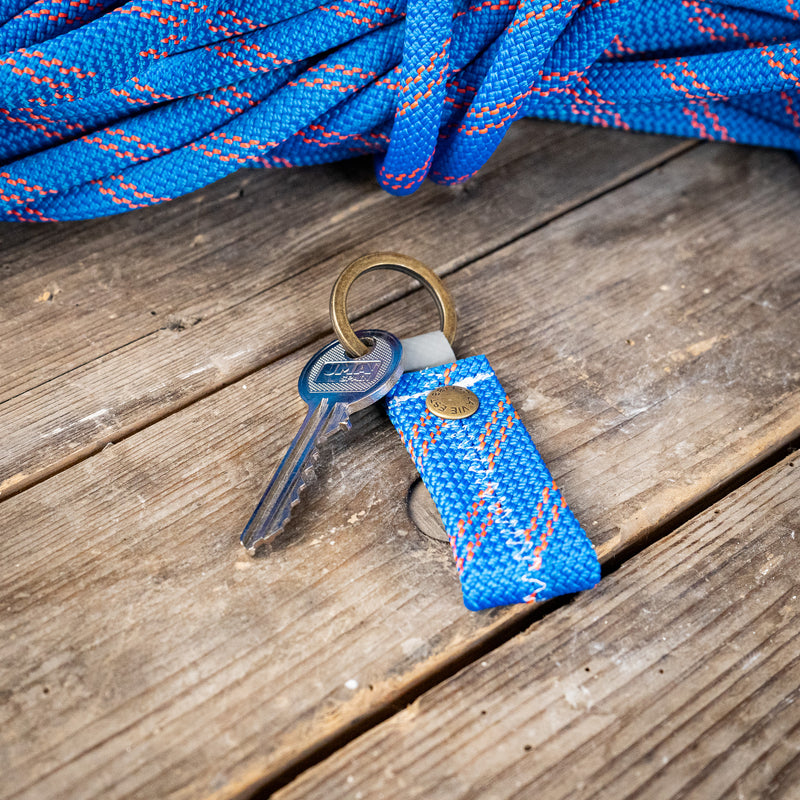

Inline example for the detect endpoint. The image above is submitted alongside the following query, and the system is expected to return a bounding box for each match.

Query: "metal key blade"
[241,397,347,553]
[241,329,402,554]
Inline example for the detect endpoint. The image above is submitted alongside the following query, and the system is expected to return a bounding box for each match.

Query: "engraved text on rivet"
[425,385,480,420]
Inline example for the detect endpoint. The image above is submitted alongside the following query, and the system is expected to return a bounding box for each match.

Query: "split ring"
[330,252,457,358]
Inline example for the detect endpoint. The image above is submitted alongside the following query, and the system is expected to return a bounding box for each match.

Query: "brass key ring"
[330,252,457,358]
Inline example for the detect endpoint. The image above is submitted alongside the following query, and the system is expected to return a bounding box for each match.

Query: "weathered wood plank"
[2,121,568,399]
[276,453,800,800]
[1,144,798,800]
[0,124,691,500]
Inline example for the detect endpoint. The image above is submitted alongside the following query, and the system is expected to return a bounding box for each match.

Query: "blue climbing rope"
[1,0,799,221]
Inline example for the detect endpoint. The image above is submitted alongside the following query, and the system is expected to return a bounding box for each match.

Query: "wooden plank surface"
[0,122,691,500]
[277,453,800,800]
[1,142,799,800]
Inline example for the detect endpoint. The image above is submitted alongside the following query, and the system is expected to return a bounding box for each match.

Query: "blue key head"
[298,329,403,413]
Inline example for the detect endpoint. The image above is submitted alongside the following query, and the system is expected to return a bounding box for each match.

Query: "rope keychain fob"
[328,253,601,611]
[240,253,599,611]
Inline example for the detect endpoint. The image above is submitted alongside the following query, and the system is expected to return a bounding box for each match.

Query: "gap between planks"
[246,438,800,798]
[273,451,800,800]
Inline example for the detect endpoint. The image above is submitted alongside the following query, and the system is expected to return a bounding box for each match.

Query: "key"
[241,329,403,554]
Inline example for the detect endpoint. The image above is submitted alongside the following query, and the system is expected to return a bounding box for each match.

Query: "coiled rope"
[1,0,799,221]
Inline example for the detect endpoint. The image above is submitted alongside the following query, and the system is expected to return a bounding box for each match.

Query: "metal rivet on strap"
[425,385,479,420]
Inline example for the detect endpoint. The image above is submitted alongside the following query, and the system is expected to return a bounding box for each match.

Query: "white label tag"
[399,331,456,373]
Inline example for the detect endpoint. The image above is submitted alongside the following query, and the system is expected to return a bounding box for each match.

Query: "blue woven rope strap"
[384,355,600,611]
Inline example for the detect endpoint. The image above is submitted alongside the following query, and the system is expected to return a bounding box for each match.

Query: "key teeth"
[243,456,323,554]
[304,446,320,480]
[242,408,352,555]
[323,415,351,439]
[285,473,311,512]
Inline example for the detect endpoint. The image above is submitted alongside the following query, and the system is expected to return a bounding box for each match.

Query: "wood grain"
[1,143,798,800]
[277,453,800,800]
[0,123,692,499]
